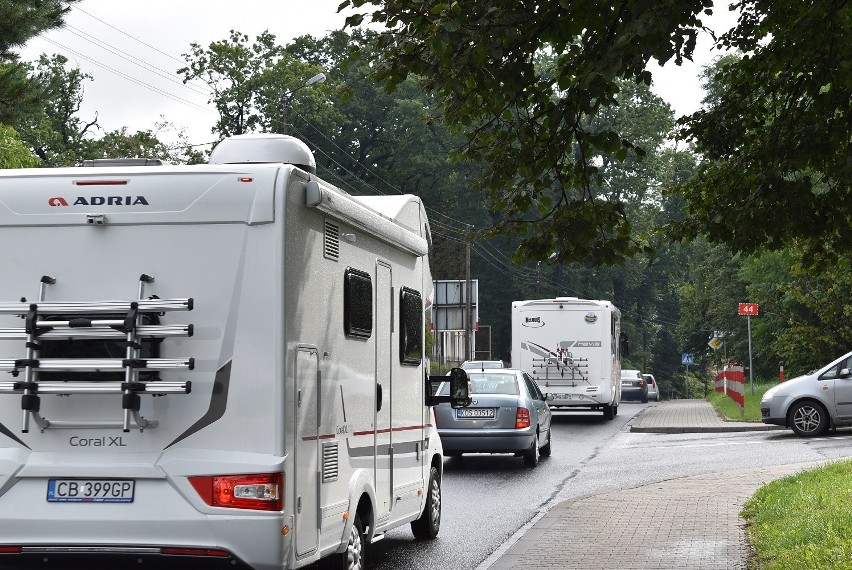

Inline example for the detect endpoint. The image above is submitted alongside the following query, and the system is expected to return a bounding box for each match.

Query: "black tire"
[411,465,441,539]
[603,404,615,420]
[323,512,366,570]
[523,433,540,467]
[539,430,552,457]
[641,395,648,404]
[788,400,829,437]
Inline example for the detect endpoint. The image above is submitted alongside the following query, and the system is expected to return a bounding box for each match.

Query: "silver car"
[761,350,852,436]
[643,373,660,401]
[434,369,552,467]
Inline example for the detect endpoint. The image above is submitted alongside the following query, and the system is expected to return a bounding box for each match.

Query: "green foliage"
[341,0,713,265]
[84,121,205,165]
[0,1,80,126]
[0,124,38,168]
[743,460,852,570]
[673,1,851,268]
[0,0,79,57]
[178,30,334,138]
[741,250,852,375]
[15,54,99,166]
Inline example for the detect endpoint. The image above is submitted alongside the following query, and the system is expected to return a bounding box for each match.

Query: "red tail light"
[638,380,645,387]
[189,473,283,511]
[516,407,531,429]
[0,546,22,554]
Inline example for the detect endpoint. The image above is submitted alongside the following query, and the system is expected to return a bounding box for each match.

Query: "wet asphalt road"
[367,404,641,570]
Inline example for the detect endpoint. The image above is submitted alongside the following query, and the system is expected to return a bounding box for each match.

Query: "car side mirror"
[620,332,629,357]
[426,368,471,408]
[545,393,555,401]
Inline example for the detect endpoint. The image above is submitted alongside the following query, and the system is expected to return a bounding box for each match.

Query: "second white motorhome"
[0,134,468,570]
[511,298,624,419]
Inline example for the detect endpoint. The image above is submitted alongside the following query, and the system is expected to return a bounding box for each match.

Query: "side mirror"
[426,367,471,408]
[448,367,472,408]
[620,332,630,357]
[545,393,555,401]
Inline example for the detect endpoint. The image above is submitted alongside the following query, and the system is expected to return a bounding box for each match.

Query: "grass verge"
[742,460,852,569]
[706,382,775,421]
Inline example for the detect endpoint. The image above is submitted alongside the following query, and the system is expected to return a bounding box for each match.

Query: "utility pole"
[465,225,473,361]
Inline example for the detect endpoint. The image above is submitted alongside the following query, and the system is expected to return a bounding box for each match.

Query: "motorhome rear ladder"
[0,275,193,433]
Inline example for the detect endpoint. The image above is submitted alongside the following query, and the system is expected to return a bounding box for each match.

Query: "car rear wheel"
[523,434,540,467]
[603,404,615,420]
[788,400,829,437]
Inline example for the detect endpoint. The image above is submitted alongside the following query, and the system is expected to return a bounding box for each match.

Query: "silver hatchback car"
[761,350,852,436]
[434,369,552,467]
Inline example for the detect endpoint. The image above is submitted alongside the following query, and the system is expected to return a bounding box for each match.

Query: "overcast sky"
[20,0,737,150]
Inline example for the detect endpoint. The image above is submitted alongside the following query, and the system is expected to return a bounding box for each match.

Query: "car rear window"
[468,374,520,395]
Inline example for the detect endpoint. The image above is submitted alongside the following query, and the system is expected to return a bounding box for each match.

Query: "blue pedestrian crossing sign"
[681,353,695,366]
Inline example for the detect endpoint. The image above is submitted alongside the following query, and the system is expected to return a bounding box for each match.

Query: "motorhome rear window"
[38,314,161,382]
[399,287,422,366]
[343,268,373,339]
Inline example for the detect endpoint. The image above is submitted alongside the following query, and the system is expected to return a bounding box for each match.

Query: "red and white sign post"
[715,366,745,417]
[738,303,759,395]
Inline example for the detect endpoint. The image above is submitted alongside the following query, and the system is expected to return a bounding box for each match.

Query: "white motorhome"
[0,134,468,570]
[511,298,624,420]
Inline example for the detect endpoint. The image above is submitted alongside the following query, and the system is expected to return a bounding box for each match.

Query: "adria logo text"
[48,196,150,206]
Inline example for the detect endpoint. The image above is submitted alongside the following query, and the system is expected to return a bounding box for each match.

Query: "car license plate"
[47,479,135,503]
[456,408,495,419]
[552,393,571,400]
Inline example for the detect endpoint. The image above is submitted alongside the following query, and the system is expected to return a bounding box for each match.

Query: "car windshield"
[467,373,520,395]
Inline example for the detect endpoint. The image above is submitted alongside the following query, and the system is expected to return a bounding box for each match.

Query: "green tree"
[0,0,79,124]
[674,2,851,266]
[0,124,38,168]
[741,249,852,376]
[84,120,204,165]
[16,54,98,166]
[179,30,333,139]
[342,0,850,267]
[341,0,714,265]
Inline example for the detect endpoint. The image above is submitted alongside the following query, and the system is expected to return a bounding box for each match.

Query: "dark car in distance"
[620,369,648,403]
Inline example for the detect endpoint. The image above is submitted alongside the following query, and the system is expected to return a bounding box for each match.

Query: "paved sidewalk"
[477,400,804,570]
[630,399,783,433]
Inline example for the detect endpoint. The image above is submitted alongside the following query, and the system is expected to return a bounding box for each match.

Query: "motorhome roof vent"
[208,133,316,173]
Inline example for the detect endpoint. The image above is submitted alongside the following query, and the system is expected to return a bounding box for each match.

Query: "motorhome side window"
[399,287,422,365]
[343,267,373,339]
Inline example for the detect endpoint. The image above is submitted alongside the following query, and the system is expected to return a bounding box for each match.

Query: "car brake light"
[189,473,283,511]
[516,407,531,429]
[0,546,22,554]
[638,380,645,387]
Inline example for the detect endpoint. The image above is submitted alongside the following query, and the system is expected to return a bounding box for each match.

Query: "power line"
[40,37,213,113]
[64,25,210,97]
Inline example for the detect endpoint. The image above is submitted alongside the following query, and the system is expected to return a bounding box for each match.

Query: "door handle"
[377,383,383,412]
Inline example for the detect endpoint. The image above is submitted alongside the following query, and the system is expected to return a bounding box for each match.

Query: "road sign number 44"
[738,303,759,316]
